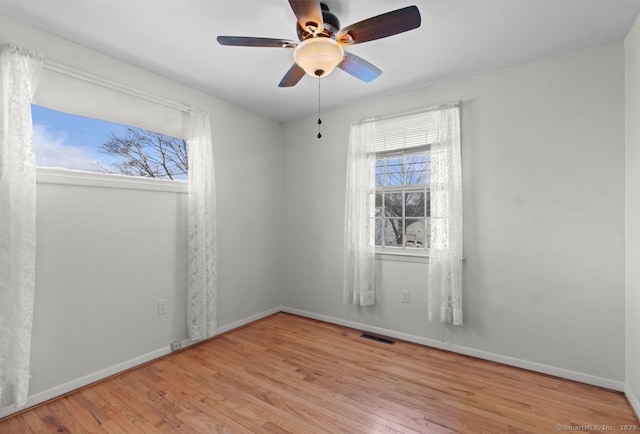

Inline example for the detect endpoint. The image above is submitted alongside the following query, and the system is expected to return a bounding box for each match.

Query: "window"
[375,149,430,250]
[375,148,430,250]
[31,61,192,183]
[370,109,441,254]
[32,104,188,181]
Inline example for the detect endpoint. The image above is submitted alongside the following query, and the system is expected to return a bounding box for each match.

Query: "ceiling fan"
[217,1,421,87]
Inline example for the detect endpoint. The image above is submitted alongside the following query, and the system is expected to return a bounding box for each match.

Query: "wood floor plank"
[33,405,71,433]
[5,414,33,433]
[21,408,47,433]
[1,312,637,433]
[56,395,108,433]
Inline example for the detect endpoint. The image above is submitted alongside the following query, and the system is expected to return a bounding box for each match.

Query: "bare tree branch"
[97,127,188,179]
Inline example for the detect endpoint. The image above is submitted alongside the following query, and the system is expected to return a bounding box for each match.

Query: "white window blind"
[369,102,459,154]
[32,61,192,140]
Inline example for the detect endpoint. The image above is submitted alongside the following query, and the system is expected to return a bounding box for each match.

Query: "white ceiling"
[1,0,639,122]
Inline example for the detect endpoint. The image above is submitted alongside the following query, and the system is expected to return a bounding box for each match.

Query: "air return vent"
[360,333,395,345]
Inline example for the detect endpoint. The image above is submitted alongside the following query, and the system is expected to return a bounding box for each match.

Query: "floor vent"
[360,333,395,345]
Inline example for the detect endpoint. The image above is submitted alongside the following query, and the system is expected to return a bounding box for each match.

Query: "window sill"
[375,250,429,264]
[36,167,188,193]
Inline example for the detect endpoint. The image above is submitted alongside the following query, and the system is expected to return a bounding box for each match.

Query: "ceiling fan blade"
[217,36,296,48]
[337,5,421,45]
[288,0,324,33]
[279,64,306,87]
[338,52,382,82]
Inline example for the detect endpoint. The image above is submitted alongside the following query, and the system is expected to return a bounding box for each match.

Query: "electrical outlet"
[158,299,168,315]
[171,341,182,351]
[401,290,410,304]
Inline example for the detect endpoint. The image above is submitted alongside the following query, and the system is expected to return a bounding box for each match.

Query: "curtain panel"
[428,102,463,325]
[187,110,217,340]
[343,121,376,306]
[0,44,44,408]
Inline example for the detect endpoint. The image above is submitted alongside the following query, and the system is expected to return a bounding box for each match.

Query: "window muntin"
[32,104,187,181]
[375,150,430,250]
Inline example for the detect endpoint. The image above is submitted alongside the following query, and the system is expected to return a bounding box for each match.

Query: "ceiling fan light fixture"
[294,38,344,77]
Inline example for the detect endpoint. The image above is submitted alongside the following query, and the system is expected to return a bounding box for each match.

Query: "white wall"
[0,14,283,417]
[625,15,640,418]
[32,175,189,395]
[281,42,626,389]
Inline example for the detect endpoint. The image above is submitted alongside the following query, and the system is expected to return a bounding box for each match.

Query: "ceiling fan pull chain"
[317,76,322,139]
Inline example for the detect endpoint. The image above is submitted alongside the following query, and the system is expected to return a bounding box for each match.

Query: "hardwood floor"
[1,313,638,433]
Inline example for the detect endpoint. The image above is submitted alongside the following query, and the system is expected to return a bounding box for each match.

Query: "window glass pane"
[32,104,188,180]
[375,193,383,217]
[375,160,384,187]
[384,218,403,246]
[375,218,383,246]
[426,191,431,217]
[425,218,431,248]
[405,154,427,185]
[405,191,425,217]
[385,157,404,186]
[384,192,403,218]
[405,219,426,248]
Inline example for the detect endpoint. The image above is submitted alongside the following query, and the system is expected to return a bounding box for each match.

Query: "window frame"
[36,166,187,193]
[31,103,189,185]
[374,145,431,258]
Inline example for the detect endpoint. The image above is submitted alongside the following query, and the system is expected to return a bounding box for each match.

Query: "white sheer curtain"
[343,121,376,306]
[187,110,217,340]
[428,102,463,325]
[0,44,44,408]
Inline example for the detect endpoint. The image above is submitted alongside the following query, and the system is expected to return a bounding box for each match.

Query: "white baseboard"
[281,307,626,392]
[0,346,169,419]
[215,306,282,335]
[625,384,640,421]
[0,306,283,420]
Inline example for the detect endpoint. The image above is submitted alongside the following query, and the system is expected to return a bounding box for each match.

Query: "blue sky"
[31,104,129,172]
